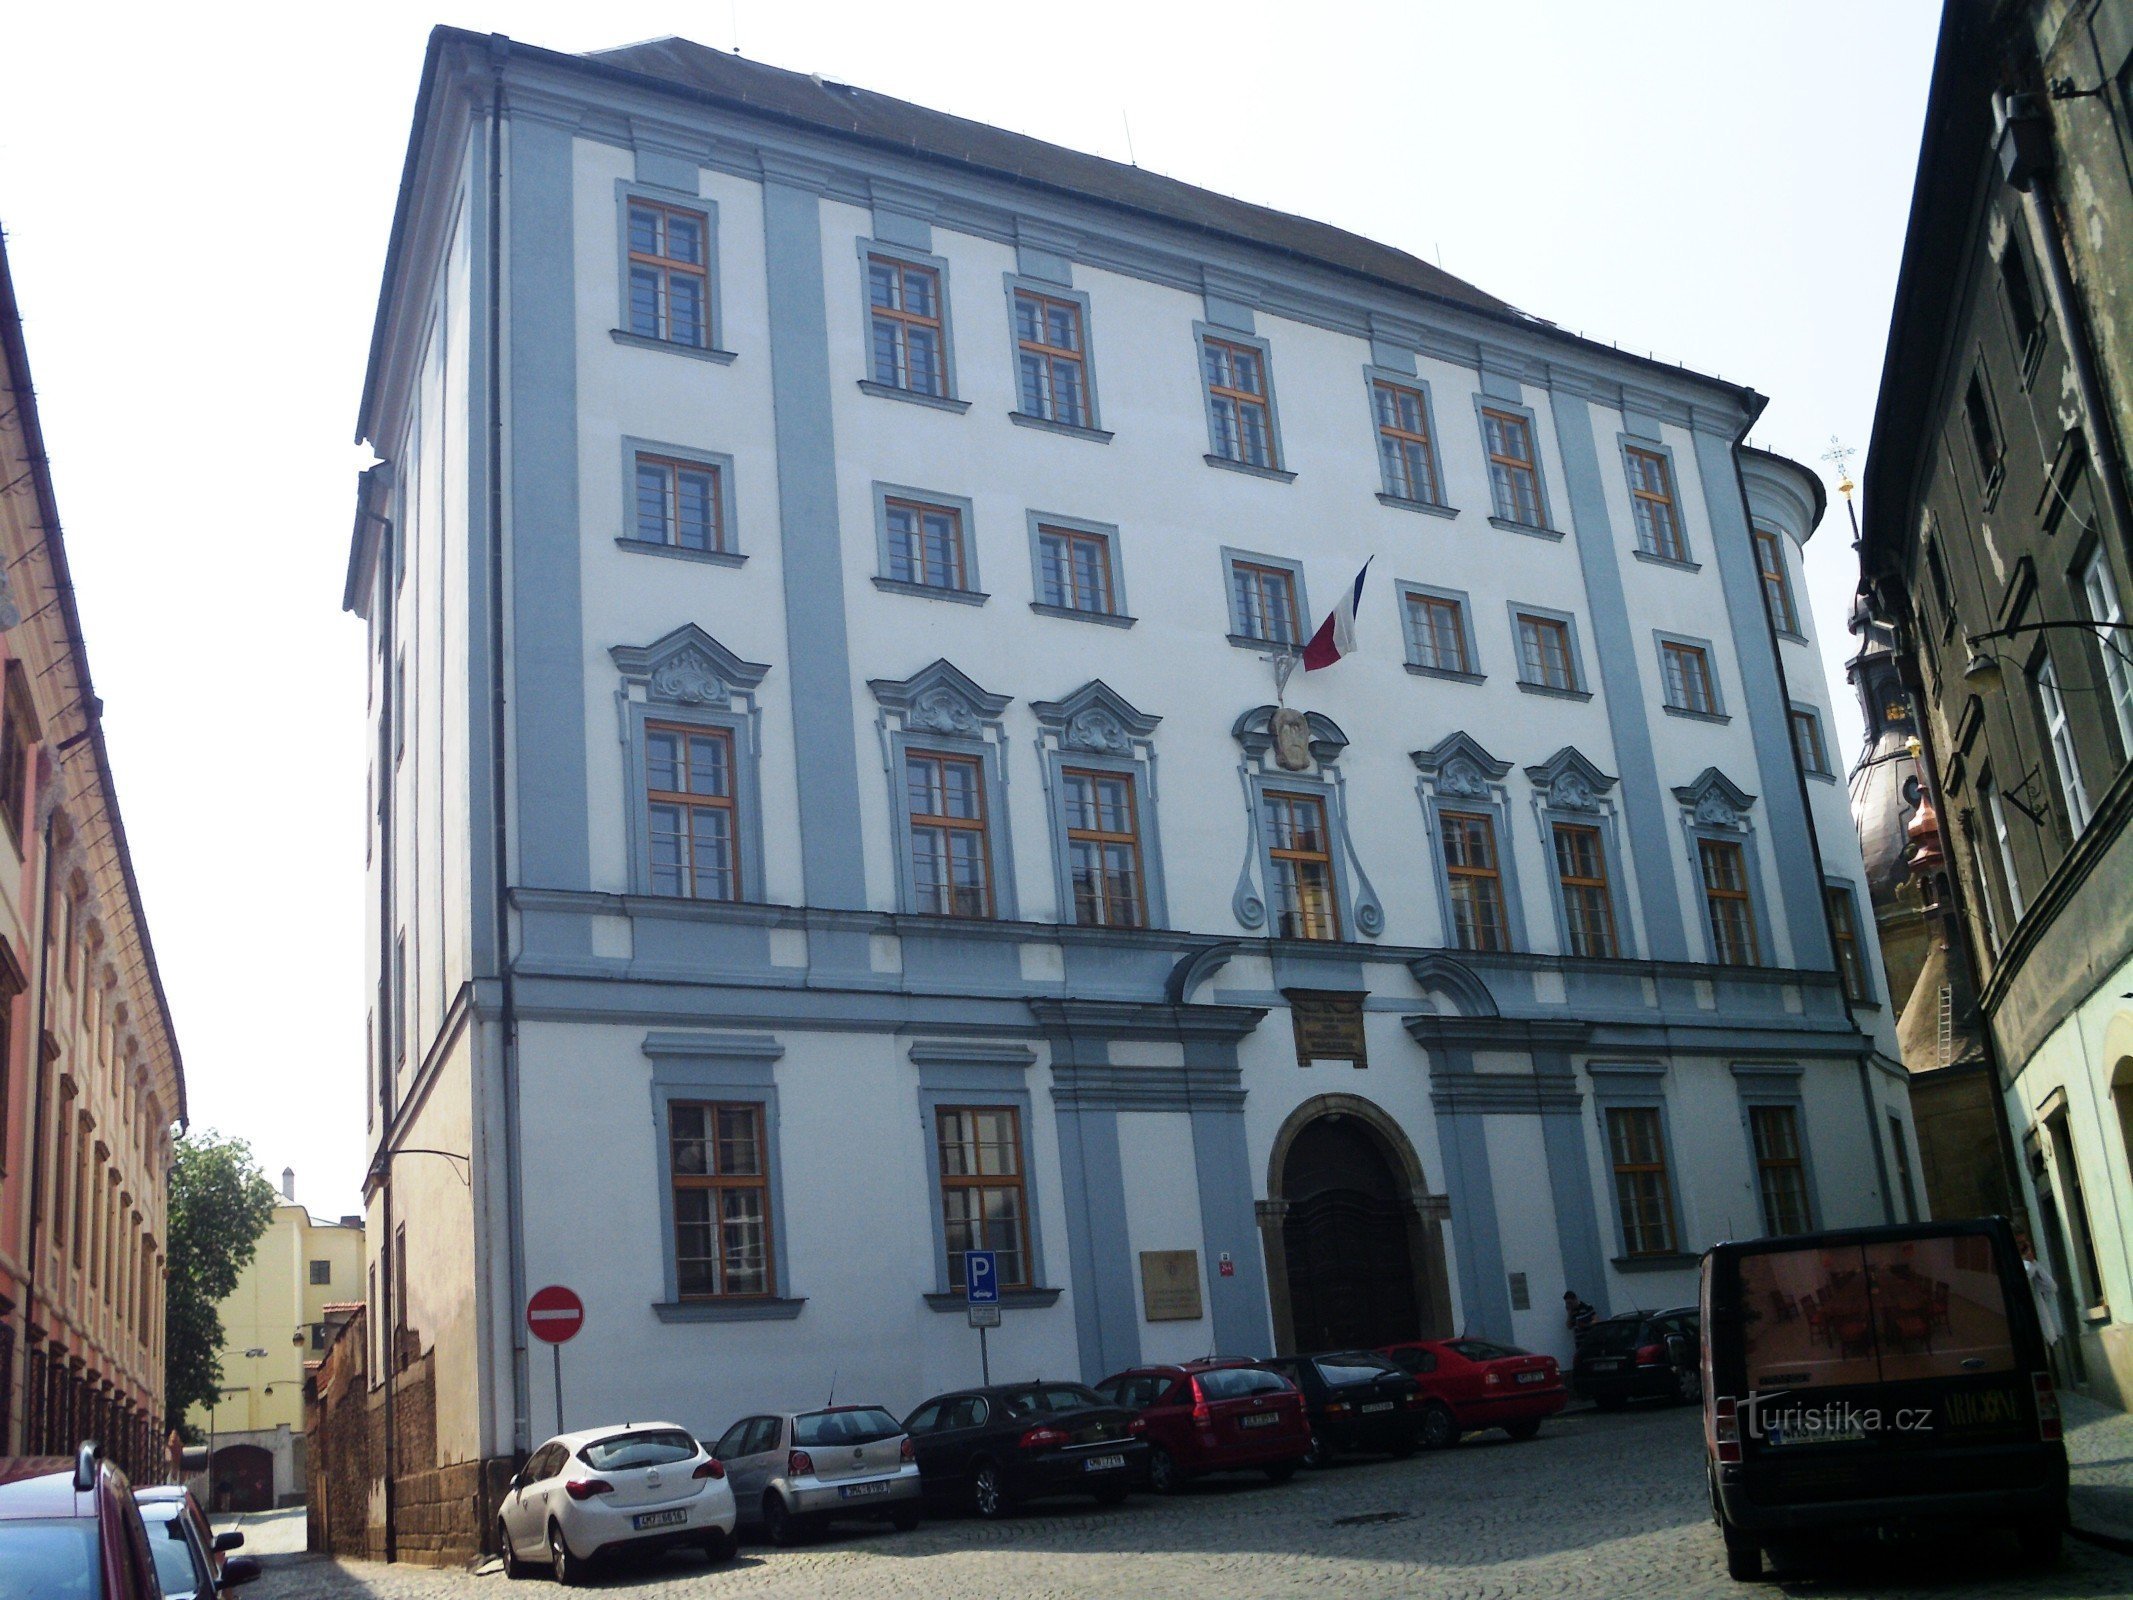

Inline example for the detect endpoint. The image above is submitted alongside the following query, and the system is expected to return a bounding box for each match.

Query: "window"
[1980,769,2025,920]
[627,199,710,348]
[1626,446,1685,560]
[1404,591,1472,675]
[868,254,947,397]
[669,1101,772,1298]
[1230,559,1301,646]
[1965,370,2002,487]
[1062,769,1146,928]
[1012,290,1088,427]
[1790,708,1832,776]
[2081,551,2133,756]
[883,498,968,592]
[1262,791,1339,940]
[1660,640,1718,715]
[1481,407,1544,525]
[1201,335,1276,469]
[1035,525,1115,616]
[1750,1105,1810,1236]
[906,751,993,918]
[0,663,35,848]
[2044,1107,2105,1307]
[2000,239,2041,356]
[1925,537,1956,628]
[1553,823,1618,958]
[52,1109,70,1250]
[936,1107,1031,1290]
[632,454,726,553]
[1698,839,1760,965]
[393,1223,408,1356]
[1516,612,1576,691]
[309,1260,331,1287]
[1826,886,1869,1002]
[1439,811,1508,952]
[1606,1107,1676,1256]
[644,723,739,901]
[1889,1112,1919,1223]
[2033,652,2092,832]
[1373,380,1441,503]
[1754,529,1799,634]
[392,933,407,1070]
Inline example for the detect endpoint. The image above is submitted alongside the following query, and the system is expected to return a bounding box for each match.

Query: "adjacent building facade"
[347,29,1909,1562]
[0,229,187,1472]
[1860,0,2133,1405]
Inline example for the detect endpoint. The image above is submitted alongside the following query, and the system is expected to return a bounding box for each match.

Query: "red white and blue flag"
[1301,558,1372,671]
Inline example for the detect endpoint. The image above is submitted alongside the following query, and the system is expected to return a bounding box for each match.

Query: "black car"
[1573,1306,1702,1408]
[901,1382,1146,1519]
[1258,1351,1425,1465]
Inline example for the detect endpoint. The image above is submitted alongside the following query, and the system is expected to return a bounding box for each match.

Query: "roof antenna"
[1122,110,1139,167]
[1435,242,1444,270]
[729,0,741,53]
[825,1369,837,1407]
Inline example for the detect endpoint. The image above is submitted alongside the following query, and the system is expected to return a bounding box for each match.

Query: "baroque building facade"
[0,228,186,1471]
[1860,0,2133,1406]
[346,29,1908,1562]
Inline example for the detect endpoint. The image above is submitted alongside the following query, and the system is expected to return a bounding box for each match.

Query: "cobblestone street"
[233,1401,2133,1600]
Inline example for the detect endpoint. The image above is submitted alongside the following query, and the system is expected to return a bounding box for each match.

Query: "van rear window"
[1737,1234,2014,1390]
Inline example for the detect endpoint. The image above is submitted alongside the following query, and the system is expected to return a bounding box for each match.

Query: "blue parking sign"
[964,1250,999,1304]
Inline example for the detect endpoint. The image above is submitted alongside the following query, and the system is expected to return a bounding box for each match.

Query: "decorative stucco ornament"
[1064,708,1129,754]
[1695,790,1741,828]
[1270,706,1312,771]
[909,688,980,735]
[1550,770,1598,812]
[649,648,730,706]
[1439,757,1489,799]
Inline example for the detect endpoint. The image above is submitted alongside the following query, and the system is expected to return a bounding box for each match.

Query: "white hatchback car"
[496,1421,738,1583]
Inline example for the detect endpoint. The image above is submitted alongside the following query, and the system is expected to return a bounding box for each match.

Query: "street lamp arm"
[1967,618,2133,644]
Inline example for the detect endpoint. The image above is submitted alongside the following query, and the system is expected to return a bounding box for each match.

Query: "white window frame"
[2080,549,2133,758]
[2034,651,2092,832]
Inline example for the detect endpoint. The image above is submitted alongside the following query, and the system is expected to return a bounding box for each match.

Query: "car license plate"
[839,1481,891,1499]
[1082,1454,1125,1472]
[632,1509,688,1530]
[1589,1359,1622,1371]
[1239,1412,1280,1429]
[1361,1401,1394,1414]
[1516,1371,1546,1385]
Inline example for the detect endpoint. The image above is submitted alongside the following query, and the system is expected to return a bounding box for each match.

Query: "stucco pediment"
[1405,953,1499,1018]
[1524,746,1619,813]
[1031,680,1161,754]
[1672,766,1757,828]
[1410,731,1511,797]
[611,625,770,707]
[1233,705,1349,765]
[868,659,1012,735]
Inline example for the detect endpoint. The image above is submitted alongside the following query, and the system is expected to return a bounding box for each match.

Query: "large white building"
[343,29,1908,1563]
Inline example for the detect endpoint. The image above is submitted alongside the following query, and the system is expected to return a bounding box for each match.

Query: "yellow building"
[185,1170,364,1509]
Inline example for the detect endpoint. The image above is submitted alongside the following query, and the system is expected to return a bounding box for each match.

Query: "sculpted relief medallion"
[1270,706,1313,772]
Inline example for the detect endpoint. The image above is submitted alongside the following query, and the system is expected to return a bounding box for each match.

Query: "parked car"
[138,1494,261,1599]
[0,1445,160,1600]
[495,1422,738,1584]
[1257,1351,1426,1464]
[136,1484,240,1582]
[1703,1218,2068,1582]
[1572,1307,1702,1409]
[1095,1359,1310,1491]
[1380,1337,1568,1444]
[902,1382,1145,1518]
[708,1406,922,1545]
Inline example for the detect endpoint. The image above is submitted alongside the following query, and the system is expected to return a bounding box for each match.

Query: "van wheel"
[2015,1516,2062,1567]
[1722,1520,1761,1582]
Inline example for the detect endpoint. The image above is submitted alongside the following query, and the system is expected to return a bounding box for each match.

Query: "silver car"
[709,1406,922,1545]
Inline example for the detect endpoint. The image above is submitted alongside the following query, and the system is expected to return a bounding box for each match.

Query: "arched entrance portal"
[1259,1095,1452,1353]
[212,1443,274,1512]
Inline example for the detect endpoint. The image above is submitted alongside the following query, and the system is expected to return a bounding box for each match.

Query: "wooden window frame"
[1036,526,1114,614]
[627,199,711,348]
[1750,1104,1810,1236]
[868,255,948,397]
[1481,407,1544,525]
[1626,446,1685,560]
[1439,809,1509,952]
[1012,290,1089,427]
[1231,560,1301,646]
[1661,641,1717,714]
[883,497,968,591]
[1698,838,1761,965]
[906,750,993,919]
[644,721,741,902]
[1754,529,1799,633]
[1406,593,1470,674]
[1202,336,1277,469]
[935,1105,1033,1291]
[669,1100,774,1300]
[1263,790,1340,940]
[1606,1106,1678,1256]
[1552,822,1618,959]
[1373,379,1440,503]
[1790,709,1830,776]
[1516,613,1575,691]
[633,454,726,553]
[1061,767,1147,929]
[0,663,38,850]
[1826,887,1868,1002]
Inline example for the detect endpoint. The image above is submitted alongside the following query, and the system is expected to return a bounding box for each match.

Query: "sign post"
[526,1285,585,1436]
[964,1250,999,1384]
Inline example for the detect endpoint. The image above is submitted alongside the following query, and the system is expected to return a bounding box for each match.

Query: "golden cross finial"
[1822,435,1858,500]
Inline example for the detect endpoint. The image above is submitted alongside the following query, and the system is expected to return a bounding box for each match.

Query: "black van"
[1701,1218,2068,1582]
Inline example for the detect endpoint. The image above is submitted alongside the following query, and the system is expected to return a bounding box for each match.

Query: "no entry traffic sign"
[526,1284,585,1344]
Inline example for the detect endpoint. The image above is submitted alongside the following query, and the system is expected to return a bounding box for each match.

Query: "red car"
[1378,1338,1568,1446]
[1095,1359,1310,1493]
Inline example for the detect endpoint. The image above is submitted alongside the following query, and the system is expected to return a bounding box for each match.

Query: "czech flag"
[1301,558,1372,671]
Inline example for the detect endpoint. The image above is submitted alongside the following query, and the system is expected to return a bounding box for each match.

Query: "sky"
[0,0,1942,1216]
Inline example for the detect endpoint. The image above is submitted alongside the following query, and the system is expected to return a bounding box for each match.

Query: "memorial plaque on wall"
[1139,1250,1204,1321]
[1283,989,1368,1068]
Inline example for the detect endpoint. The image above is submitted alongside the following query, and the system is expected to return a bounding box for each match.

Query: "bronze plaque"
[1284,989,1368,1068]
[1139,1250,1204,1322]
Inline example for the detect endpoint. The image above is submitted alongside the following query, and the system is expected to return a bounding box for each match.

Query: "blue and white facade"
[347,29,1909,1549]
